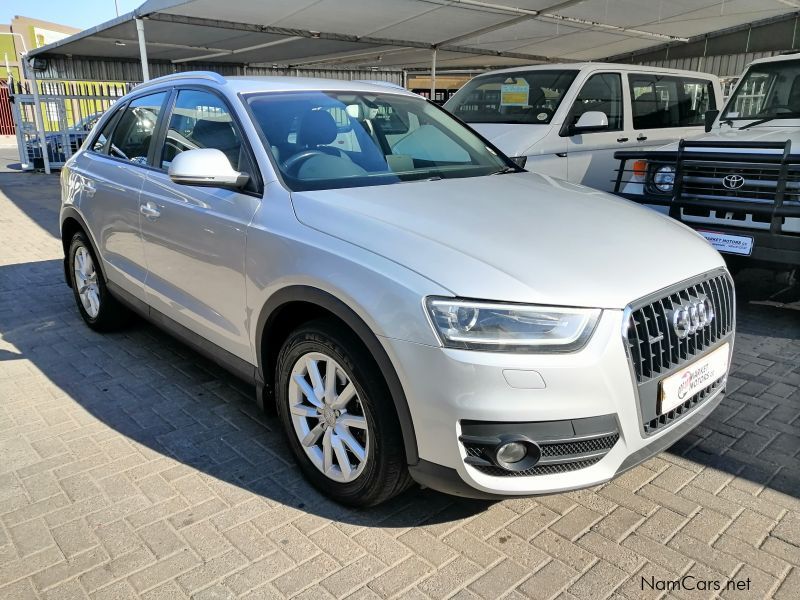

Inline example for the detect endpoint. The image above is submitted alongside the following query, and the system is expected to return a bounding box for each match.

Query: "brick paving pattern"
[0,165,798,599]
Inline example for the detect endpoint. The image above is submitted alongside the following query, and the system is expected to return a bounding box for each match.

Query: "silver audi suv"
[60,72,735,506]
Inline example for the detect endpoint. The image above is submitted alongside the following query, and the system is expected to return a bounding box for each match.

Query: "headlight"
[425,298,601,352]
[652,165,675,193]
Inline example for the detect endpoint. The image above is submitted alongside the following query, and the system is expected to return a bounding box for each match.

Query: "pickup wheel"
[275,319,411,507]
[67,232,130,331]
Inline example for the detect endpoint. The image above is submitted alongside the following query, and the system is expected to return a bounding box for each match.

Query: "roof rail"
[136,71,227,89]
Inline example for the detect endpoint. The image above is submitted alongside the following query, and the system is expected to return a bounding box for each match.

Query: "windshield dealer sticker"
[500,82,530,107]
[697,230,754,256]
[537,112,548,121]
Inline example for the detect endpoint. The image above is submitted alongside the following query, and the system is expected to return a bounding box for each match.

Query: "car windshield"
[246,90,511,191]
[723,59,800,121]
[444,70,579,124]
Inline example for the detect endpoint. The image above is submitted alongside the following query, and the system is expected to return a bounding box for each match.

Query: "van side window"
[630,75,715,129]
[567,73,623,132]
[108,92,168,165]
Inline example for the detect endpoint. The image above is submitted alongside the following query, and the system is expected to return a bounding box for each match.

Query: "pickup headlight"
[652,165,675,193]
[425,298,600,352]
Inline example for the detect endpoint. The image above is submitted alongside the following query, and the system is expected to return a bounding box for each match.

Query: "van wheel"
[68,232,129,331]
[275,320,411,507]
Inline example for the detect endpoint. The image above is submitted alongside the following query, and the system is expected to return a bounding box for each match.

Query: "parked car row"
[61,70,736,506]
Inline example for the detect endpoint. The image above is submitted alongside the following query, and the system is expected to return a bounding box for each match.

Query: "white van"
[445,63,722,191]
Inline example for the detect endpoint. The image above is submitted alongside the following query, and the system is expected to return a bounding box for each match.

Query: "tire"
[67,231,130,331]
[275,319,412,507]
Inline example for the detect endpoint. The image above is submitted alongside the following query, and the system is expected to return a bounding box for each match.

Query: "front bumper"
[383,308,730,497]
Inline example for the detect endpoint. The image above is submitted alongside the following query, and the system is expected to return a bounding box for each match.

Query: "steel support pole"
[26,59,51,174]
[136,18,150,82]
[429,48,437,101]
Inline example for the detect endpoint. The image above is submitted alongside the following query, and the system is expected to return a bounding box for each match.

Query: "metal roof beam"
[172,36,303,63]
[144,12,562,63]
[422,0,688,44]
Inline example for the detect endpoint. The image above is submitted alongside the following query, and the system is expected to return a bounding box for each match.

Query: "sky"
[1,0,142,30]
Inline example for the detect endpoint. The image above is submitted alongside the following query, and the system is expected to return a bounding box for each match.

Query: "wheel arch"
[60,207,107,288]
[255,285,419,465]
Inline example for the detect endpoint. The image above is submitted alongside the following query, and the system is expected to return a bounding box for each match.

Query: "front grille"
[643,377,724,435]
[540,435,619,457]
[471,458,604,478]
[681,163,800,206]
[626,272,734,384]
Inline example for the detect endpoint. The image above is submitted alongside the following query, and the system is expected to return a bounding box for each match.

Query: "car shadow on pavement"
[0,258,495,525]
[666,300,800,500]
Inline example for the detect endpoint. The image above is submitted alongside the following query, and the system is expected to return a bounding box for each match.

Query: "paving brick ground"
[0,158,798,599]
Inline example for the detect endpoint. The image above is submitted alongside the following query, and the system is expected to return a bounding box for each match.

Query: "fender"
[60,206,108,287]
[255,285,419,465]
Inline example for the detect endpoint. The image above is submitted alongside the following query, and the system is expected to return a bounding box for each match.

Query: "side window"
[91,108,122,154]
[161,89,245,171]
[630,75,715,129]
[108,92,167,165]
[567,73,622,132]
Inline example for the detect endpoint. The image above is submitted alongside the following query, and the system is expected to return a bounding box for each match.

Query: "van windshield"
[445,70,579,124]
[246,91,512,191]
[723,59,800,120]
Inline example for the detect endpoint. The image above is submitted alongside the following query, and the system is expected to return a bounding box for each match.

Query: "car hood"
[656,123,800,152]
[468,123,551,157]
[290,172,725,309]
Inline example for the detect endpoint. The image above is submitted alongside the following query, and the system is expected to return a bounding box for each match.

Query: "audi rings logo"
[672,297,715,339]
[721,174,745,190]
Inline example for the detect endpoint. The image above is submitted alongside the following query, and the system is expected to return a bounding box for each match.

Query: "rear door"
[71,91,169,302]
[628,72,717,150]
[138,87,262,362]
[563,71,631,190]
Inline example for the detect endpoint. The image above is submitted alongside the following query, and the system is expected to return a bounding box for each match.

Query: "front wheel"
[275,320,411,506]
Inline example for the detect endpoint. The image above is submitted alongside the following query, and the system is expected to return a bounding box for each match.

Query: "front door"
[564,72,630,191]
[138,88,261,362]
[72,92,169,301]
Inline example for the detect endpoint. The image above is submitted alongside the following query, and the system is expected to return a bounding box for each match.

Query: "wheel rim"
[73,246,100,318]
[288,351,370,483]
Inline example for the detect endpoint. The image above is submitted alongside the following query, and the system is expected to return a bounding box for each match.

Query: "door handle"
[140,202,161,219]
[637,134,648,141]
[616,137,629,143]
[83,181,96,197]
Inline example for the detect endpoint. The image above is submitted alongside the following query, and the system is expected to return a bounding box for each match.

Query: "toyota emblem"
[721,174,745,190]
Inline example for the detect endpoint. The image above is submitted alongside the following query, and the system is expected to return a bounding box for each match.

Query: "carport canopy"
[27,0,800,74]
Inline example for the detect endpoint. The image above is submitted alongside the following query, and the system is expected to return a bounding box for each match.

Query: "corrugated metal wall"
[36,56,404,85]
[632,52,782,78]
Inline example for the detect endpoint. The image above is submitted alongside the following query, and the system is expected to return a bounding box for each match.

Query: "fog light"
[496,441,527,464]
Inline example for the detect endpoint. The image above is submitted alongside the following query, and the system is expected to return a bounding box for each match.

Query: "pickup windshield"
[723,59,800,121]
[445,70,579,124]
[246,91,512,191]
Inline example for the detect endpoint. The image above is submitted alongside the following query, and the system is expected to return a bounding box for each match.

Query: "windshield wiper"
[491,166,517,175]
[739,112,800,130]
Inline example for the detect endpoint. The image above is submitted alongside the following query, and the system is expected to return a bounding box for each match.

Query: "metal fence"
[0,85,14,135]
[8,65,406,171]
[8,79,133,170]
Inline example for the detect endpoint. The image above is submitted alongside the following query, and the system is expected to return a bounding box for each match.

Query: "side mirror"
[168,148,249,189]
[561,111,608,136]
[704,109,720,133]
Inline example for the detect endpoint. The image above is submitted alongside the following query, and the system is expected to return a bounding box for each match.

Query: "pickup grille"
[681,163,800,206]
[626,272,734,384]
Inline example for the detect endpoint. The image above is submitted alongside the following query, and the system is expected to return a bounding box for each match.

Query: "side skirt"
[106,281,257,385]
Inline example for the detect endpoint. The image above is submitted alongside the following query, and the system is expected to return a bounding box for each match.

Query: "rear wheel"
[68,232,129,331]
[275,320,411,506]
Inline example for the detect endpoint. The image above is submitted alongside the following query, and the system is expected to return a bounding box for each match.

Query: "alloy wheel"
[288,351,370,483]
[73,246,100,318]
